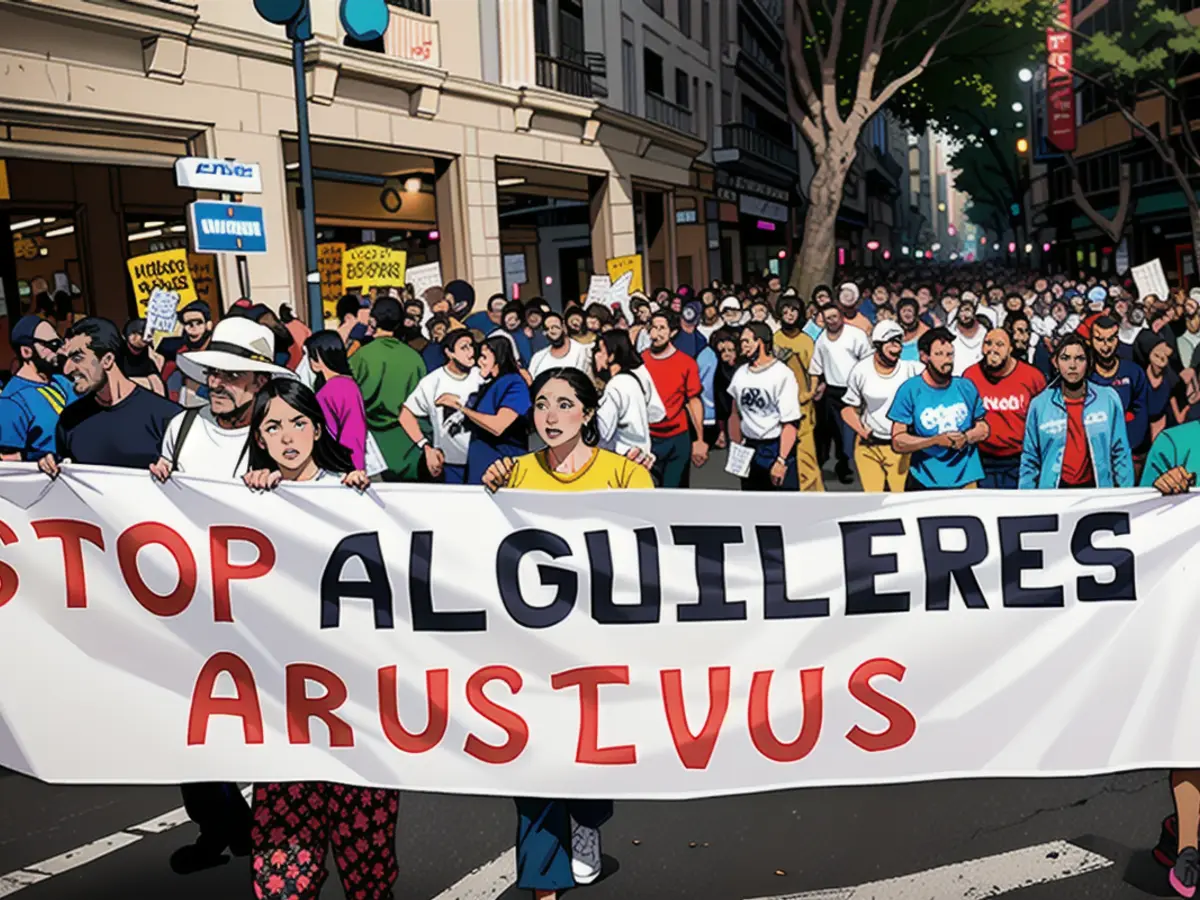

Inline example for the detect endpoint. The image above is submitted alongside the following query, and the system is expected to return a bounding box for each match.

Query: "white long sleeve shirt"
[596,367,665,454]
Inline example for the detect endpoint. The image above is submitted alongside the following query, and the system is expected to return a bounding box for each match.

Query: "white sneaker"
[570,820,602,885]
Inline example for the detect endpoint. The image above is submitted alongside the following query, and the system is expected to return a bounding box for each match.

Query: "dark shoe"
[1170,846,1199,897]
[1159,815,1181,868]
[835,461,854,484]
[169,834,231,875]
[228,830,252,858]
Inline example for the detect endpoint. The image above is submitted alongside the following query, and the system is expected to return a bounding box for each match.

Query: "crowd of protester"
[7,262,1200,898]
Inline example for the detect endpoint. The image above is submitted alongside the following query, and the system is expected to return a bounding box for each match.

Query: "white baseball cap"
[871,320,904,344]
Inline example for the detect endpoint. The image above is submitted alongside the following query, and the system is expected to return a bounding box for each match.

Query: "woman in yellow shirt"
[483,366,650,899]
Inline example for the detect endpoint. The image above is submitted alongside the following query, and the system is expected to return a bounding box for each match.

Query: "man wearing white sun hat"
[149,316,298,484]
[146,316,298,873]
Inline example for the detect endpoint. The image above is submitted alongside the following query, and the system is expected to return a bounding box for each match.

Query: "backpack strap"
[170,407,201,472]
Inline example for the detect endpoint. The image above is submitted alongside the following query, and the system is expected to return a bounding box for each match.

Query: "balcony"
[718,123,798,172]
[535,54,607,99]
[744,0,783,26]
[645,92,693,134]
[381,5,440,67]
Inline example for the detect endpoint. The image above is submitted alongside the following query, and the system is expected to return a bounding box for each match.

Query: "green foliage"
[1074,0,1200,101]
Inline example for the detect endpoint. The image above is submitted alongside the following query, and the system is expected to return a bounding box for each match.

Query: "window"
[706,81,715,144]
[559,0,585,63]
[679,0,691,38]
[645,0,664,15]
[533,0,551,55]
[700,0,711,48]
[676,68,690,108]
[644,48,664,96]
[623,39,637,112]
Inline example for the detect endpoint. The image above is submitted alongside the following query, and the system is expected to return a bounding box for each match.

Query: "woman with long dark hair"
[239,381,391,900]
[305,330,368,471]
[435,334,530,484]
[592,329,664,456]
[481,367,651,900]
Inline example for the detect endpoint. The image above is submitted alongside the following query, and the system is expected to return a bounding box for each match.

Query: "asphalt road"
[0,455,1184,900]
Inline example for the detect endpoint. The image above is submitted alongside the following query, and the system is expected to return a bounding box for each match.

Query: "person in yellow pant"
[774,294,824,492]
[840,321,922,492]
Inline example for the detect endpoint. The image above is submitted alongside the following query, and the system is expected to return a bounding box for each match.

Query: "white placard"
[724,442,754,478]
[407,261,443,303]
[585,274,611,309]
[607,271,634,324]
[1132,259,1170,301]
[503,253,527,289]
[144,287,180,338]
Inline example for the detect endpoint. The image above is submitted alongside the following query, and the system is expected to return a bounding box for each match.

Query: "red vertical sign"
[1046,0,1075,152]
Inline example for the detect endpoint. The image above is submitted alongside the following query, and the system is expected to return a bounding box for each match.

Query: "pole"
[221,181,251,301]
[291,35,322,329]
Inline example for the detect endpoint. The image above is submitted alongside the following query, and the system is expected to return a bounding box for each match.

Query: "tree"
[784,0,1056,299]
[1069,0,1200,269]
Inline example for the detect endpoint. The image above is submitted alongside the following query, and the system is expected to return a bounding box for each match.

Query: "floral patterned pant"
[250,781,400,900]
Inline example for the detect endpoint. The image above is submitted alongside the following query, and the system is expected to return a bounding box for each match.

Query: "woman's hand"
[342,470,370,492]
[243,469,283,492]
[434,393,463,411]
[482,457,515,493]
[624,447,656,471]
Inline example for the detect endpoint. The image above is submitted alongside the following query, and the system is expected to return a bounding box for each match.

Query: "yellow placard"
[606,254,644,294]
[0,161,10,201]
[319,242,346,320]
[341,244,407,292]
[187,253,218,310]
[126,248,197,315]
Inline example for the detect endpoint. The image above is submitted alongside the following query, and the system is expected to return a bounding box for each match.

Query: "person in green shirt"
[349,296,427,480]
[1142,420,1200,898]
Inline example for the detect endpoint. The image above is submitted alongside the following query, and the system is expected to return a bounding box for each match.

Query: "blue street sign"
[187,201,268,255]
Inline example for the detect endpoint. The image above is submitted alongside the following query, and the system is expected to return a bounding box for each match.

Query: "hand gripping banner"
[0,464,1192,798]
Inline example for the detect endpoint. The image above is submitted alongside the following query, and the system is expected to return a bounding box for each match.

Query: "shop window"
[122,215,223,316]
[7,213,81,322]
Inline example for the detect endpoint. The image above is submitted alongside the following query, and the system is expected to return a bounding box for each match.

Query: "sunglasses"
[34,338,64,353]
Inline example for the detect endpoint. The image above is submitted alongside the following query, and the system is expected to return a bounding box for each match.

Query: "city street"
[0,459,1183,900]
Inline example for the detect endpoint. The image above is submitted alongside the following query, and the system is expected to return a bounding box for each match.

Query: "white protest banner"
[0,467,1196,798]
[1132,259,1170,301]
[144,287,180,339]
[586,275,611,309]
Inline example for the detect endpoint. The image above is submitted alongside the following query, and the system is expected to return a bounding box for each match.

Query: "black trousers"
[180,782,251,843]
[816,385,853,467]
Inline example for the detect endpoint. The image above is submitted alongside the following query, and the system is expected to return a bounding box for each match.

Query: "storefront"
[714,171,790,282]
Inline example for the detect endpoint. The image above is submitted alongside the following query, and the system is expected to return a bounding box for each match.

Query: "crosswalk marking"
[429,848,516,900]
[745,840,1113,900]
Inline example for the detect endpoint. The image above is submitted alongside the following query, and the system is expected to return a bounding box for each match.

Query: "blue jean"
[514,798,613,891]
[742,437,799,491]
[979,454,1020,490]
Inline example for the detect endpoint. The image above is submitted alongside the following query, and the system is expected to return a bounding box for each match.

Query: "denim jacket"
[1018,381,1134,489]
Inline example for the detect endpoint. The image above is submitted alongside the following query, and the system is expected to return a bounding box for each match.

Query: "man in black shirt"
[38,317,180,473]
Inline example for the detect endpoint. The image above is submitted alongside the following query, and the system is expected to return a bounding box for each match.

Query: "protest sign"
[0,469,1193,798]
[407,261,443,302]
[187,253,218,310]
[342,244,407,292]
[1131,259,1169,301]
[606,254,644,294]
[503,253,527,294]
[607,271,634,323]
[586,275,611,308]
[126,249,197,315]
[143,288,180,339]
[318,242,345,321]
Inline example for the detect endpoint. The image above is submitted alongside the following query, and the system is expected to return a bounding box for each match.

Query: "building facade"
[0,0,722,327]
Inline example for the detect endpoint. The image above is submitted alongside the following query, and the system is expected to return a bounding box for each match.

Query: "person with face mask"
[530,311,593,378]
[889,327,989,491]
[1020,333,1133,489]
[963,327,1046,489]
[0,315,77,461]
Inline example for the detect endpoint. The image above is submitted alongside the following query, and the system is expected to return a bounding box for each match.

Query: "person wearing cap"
[963,327,1047,489]
[0,314,77,461]
[674,302,708,359]
[841,321,922,492]
[159,300,214,407]
[838,282,872,333]
[350,296,428,481]
[727,321,801,490]
[719,295,746,330]
[444,278,476,325]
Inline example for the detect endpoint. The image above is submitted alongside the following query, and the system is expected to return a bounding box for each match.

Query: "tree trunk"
[1190,200,1200,291]
[790,141,855,302]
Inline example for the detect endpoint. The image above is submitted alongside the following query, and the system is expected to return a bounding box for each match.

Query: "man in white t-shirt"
[399,328,482,484]
[809,303,873,484]
[151,317,298,483]
[950,294,987,376]
[728,321,802,491]
[841,320,922,493]
[145,316,297,873]
[529,311,593,379]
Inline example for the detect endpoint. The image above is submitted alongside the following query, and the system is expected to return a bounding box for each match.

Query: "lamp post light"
[1018,68,1034,83]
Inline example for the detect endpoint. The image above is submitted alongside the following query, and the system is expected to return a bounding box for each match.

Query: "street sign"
[175,157,263,194]
[187,201,268,255]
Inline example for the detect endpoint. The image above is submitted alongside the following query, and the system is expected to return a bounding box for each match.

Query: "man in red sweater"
[963,326,1046,489]
[642,310,708,487]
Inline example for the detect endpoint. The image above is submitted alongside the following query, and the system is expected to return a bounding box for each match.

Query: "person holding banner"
[1020,333,1134,490]
[0,315,77,461]
[305,330,368,472]
[482,366,652,898]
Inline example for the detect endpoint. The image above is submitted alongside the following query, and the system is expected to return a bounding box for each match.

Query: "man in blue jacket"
[1089,315,1149,459]
[1020,332,1134,489]
[0,315,77,460]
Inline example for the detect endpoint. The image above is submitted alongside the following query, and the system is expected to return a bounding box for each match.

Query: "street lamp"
[1012,102,1024,113]
[1018,68,1034,83]
[989,128,999,136]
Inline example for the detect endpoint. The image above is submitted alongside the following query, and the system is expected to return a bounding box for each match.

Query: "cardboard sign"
[318,242,346,321]
[407,261,443,303]
[503,253,527,290]
[342,244,407,291]
[606,254,644,294]
[585,275,611,308]
[126,249,197,315]
[1132,259,1170,302]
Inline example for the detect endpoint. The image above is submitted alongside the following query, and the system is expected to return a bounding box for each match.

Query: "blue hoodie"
[1019,381,1134,489]
[1089,357,1150,453]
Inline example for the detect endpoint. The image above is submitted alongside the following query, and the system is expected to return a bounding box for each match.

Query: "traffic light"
[254,0,388,42]
[1016,137,1030,154]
